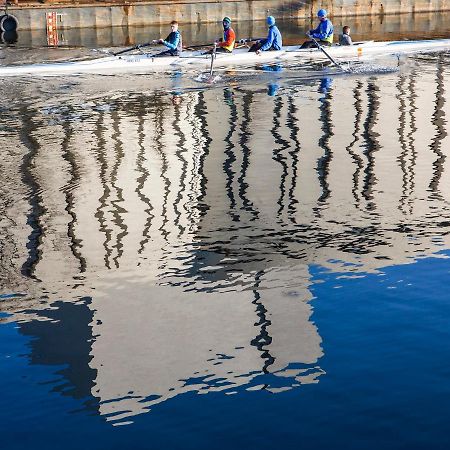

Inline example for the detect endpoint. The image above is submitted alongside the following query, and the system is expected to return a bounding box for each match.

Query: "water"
[1,14,450,449]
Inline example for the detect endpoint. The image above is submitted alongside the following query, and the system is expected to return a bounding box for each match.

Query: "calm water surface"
[1,14,450,449]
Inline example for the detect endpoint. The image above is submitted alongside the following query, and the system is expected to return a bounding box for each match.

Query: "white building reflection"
[0,54,449,423]
[90,268,322,423]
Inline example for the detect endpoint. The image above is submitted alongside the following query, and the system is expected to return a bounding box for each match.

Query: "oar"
[185,37,263,51]
[183,43,213,50]
[112,41,155,56]
[308,34,350,72]
[237,37,264,44]
[209,43,217,76]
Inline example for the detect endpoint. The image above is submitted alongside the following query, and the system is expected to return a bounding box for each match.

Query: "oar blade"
[309,35,351,73]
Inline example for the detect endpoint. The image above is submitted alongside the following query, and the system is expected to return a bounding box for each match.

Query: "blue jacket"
[310,19,334,42]
[260,25,282,51]
[163,30,182,52]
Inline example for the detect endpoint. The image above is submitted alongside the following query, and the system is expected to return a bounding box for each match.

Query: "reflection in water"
[319,77,332,94]
[19,298,97,402]
[361,81,380,207]
[223,88,239,222]
[238,92,259,221]
[429,54,447,197]
[271,95,291,218]
[397,70,418,215]
[251,270,275,374]
[267,83,279,96]
[345,81,365,210]
[109,109,127,268]
[0,53,449,427]
[61,111,87,274]
[136,98,154,255]
[317,78,333,205]
[286,94,301,223]
[18,107,44,281]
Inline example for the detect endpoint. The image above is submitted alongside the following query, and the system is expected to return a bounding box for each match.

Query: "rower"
[215,17,236,53]
[300,9,334,49]
[339,26,353,45]
[248,16,283,54]
[153,21,183,57]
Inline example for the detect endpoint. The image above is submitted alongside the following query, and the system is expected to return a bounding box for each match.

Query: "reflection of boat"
[0,39,449,76]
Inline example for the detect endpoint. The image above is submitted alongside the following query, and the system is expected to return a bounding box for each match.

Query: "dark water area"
[1,12,450,449]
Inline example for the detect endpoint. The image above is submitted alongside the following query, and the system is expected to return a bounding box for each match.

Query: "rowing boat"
[0,39,449,76]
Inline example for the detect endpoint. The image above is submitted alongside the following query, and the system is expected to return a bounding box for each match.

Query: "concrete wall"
[4,0,449,31]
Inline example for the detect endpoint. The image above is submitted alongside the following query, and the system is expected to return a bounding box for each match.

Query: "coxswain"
[300,9,334,49]
[249,16,283,54]
[153,21,183,57]
[339,26,353,45]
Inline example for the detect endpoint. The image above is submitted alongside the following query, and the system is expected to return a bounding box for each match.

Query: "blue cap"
[317,9,327,17]
[267,16,275,26]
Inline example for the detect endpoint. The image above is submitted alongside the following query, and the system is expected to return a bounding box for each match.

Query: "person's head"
[343,25,350,35]
[223,17,231,30]
[317,9,327,21]
[170,21,178,32]
[267,16,276,27]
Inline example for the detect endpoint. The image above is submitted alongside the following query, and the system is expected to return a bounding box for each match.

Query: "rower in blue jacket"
[301,9,334,49]
[154,21,183,56]
[249,16,283,54]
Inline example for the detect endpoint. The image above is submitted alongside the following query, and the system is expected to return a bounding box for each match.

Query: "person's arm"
[312,21,332,40]
[309,23,320,36]
[218,29,235,48]
[274,27,282,49]
[163,31,180,50]
[260,28,275,51]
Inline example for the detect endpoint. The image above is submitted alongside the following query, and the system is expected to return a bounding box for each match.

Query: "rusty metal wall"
[4,0,449,31]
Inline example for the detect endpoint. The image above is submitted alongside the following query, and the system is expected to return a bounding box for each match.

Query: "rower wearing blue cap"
[249,16,283,54]
[300,9,334,49]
